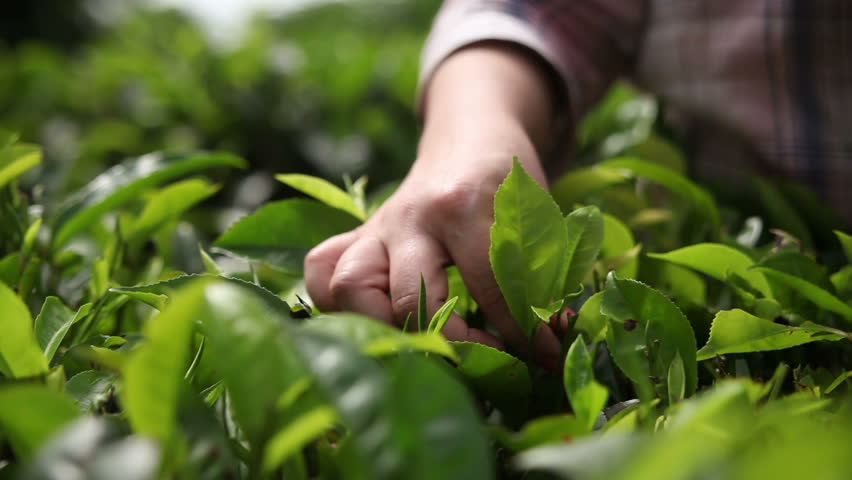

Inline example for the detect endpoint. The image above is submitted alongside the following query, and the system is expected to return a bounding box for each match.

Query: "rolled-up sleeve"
[419,0,646,120]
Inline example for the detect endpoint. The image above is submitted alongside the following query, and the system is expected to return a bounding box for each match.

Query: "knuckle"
[391,291,419,316]
[428,182,484,217]
[328,270,362,297]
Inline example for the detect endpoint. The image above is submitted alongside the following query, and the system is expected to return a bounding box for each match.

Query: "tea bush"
[1,2,851,479]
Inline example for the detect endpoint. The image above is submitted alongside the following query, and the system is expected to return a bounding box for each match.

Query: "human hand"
[304,42,564,362]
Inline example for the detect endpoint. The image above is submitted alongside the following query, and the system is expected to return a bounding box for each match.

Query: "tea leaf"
[0,282,48,378]
[562,206,604,295]
[452,341,532,426]
[602,274,697,402]
[122,282,201,443]
[276,173,366,221]
[34,297,93,363]
[0,144,42,188]
[697,309,846,360]
[128,178,219,242]
[490,159,569,337]
[52,151,245,247]
[648,243,772,298]
[564,336,608,432]
[214,198,360,274]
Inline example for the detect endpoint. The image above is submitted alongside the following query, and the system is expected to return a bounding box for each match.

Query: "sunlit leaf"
[0,144,42,189]
[490,159,569,337]
[51,151,245,247]
[122,282,200,443]
[563,336,608,432]
[648,243,772,298]
[602,273,697,402]
[697,309,846,360]
[562,206,604,294]
[0,282,49,378]
[302,313,458,361]
[128,178,219,242]
[214,198,360,274]
[276,173,366,221]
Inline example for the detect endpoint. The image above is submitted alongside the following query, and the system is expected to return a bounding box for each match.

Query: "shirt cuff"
[417,9,578,119]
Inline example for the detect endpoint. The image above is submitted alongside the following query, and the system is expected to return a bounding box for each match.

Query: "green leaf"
[832,265,852,298]
[428,296,459,334]
[263,406,337,473]
[667,352,686,404]
[418,274,427,332]
[276,173,366,221]
[561,206,604,295]
[34,297,93,363]
[551,166,631,213]
[128,178,219,242]
[601,213,638,278]
[65,370,118,413]
[0,282,48,378]
[298,334,495,480]
[648,243,772,298]
[835,230,852,263]
[601,156,720,233]
[110,273,291,317]
[575,292,608,343]
[301,313,458,361]
[494,415,588,452]
[490,159,569,337]
[198,246,224,275]
[22,217,42,258]
[51,151,245,247]
[200,282,306,445]
[754,177,813,247]
[696,309,845,360]
[0,144,42,188]
[753,267,852,322]
[122,282,200,444]
[0,385,79,457]
[452,341,531,425]
[563,336,608,432]
[213,198,361,274]
[531,298,565,324]
[601,274,697,402]
[825,371,852,394]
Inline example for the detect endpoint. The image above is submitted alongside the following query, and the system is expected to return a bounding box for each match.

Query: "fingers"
[304,231,359,312]
[440,312,504,349]
[387,237,449,327]
[382,234,503,348]
[325,235,393,322]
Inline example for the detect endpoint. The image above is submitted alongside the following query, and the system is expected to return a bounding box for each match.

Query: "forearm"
[418,41,560,168]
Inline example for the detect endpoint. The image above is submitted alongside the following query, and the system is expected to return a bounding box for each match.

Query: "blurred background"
[1,0,441,212]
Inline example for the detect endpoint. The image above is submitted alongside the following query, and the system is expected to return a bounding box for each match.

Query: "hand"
[304,43,564,361]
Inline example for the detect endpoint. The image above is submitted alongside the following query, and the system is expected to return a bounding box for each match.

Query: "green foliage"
[0,282,49,378]
[697,309,846,360]
[2,28,852,478]
[213,198,361,274]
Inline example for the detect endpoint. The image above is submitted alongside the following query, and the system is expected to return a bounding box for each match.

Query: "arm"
[305,42,564,357]
[305,0,644,361]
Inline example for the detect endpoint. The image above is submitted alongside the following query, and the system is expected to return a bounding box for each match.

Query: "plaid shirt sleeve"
[419,0,646,120]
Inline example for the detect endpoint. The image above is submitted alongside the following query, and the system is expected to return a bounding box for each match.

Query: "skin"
[304,42,565,362]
